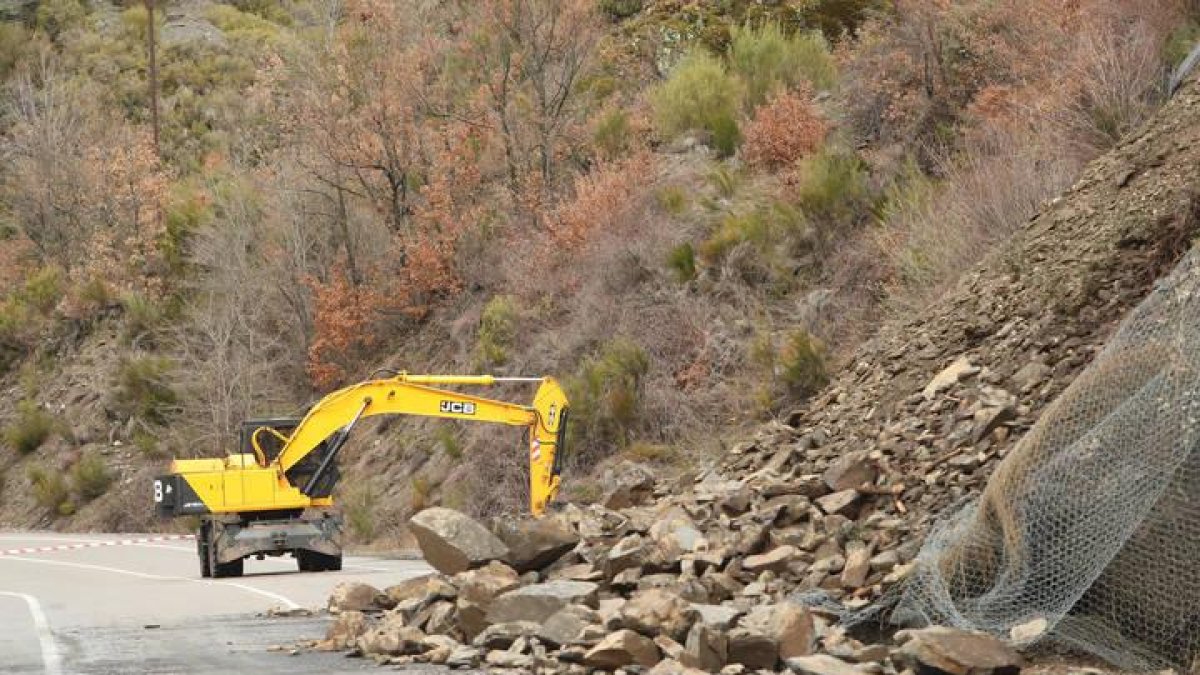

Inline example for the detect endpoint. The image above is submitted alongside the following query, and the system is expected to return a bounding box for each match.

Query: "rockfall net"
[892,246,1200,670]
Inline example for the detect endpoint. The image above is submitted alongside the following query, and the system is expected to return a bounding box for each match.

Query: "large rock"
[537,604,601,647]
[491,515,580,573]
[727,626,779,670]
[384,574,455,608]
[409,508,509,575]
[649,506,707,558]
[786,654,869,675]
[453,561,520,640]
[923,356,978,400]
[584,629,661,669]
[328,582,387,614]
[601,461,656,509]
[318,610,369,651]
[472,621,540,649]
[620,589,699,642]
[840,541,874,588]
[743,603,816,660]
[743,545,796,573]
[683,621,728,671]
[357,620,427,657]
[486,580,599,624]
[822,452,876,492]
[895,626,1024,675]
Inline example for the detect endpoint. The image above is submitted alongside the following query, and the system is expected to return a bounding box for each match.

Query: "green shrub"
[342,484,377,542]
[656,186,688,215]
[624,442,680,465]
[133,430,164,458]
[707,166,740,199]
[19,266,63,314]
[795,148,870,228]
[35,0,87,40]
[779,330,829,398]
[651,50,741,156]
[113,356,179,424]
[410,476,433,512]
[28,465,70,516]
[475,295,518,367]
[797,0,889,39]
[0,22,28,79]
[4,400,57,455]
[120,293,163,345]
[730,24,837,108]
[598,0,643,19]
[436,426,462,461]
[566,338,651,456]
[666,242,697,282]
[594,108,632,159]
[71,453,113,502]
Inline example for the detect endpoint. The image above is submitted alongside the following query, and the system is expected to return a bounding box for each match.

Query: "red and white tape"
[0,534,195,557]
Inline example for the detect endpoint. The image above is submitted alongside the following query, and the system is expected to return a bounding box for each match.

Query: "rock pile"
[314,499,1024,674]
[311,68,1200,674]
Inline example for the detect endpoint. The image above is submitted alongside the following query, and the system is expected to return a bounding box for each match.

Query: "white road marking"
[0,555,301,610]
[0,591,63,675]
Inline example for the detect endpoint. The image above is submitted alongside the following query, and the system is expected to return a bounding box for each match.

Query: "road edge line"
[0,591,63,675]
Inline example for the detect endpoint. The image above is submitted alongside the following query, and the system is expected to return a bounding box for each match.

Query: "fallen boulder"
[409,507,509,575]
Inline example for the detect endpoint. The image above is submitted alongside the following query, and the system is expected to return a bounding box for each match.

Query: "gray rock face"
[537,604,600,647]
[491,515,579,573]
[619,588,699,642]
[327,582,387,613]
[584,629,661,669]
[895,626,1024,675]
[785,654,869,675]
[601,461,656,509]
[486,580,600,624]
[409,507,509,575]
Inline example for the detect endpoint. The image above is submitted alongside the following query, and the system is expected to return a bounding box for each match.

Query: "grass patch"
[120,293,164,346]
[623,442,680,465]
[475,295,518,368]
[594,108,633,159]
[566,338,650,457]
[656,186,688,215]
[795,147,870,231]
[666,242,697,282]
[28,464,71,516]
[71,452,113,502]
[779,329,829,399]
[730,23,836,108]
[651,50,741,157]
[435,426,462,461]
[4,400,58,455]
[113,356,179,424]
[342,484,377,542]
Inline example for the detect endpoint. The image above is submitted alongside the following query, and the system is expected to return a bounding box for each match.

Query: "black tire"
[198,522,212,578]
[212,557,244,578]
[296,549,342,572]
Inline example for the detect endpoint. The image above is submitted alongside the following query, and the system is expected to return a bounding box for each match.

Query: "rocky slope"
[293,54,1200,675]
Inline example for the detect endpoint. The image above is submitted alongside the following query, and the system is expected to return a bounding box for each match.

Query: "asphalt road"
[0,532,435,674]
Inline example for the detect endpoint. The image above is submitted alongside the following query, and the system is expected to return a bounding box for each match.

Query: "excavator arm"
[267,374,569,515]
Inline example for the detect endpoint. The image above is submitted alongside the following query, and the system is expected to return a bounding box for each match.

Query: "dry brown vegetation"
[0,0,1195,528]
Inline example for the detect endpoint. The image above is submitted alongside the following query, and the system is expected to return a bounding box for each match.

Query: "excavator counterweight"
[154,374,569,578]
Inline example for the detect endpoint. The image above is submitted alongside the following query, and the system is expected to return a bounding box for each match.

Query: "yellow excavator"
[154,374,569,578]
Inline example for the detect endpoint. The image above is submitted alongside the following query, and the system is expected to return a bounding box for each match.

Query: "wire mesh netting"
[892,247,1200,671]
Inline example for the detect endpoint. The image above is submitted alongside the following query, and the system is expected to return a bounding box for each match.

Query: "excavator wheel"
[202,520,244,578]
[197,522,212,578]
[296,549,342,572]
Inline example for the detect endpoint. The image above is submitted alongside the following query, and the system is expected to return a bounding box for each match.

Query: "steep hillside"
[0,0,1196,539]
[312,66,1200,675]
